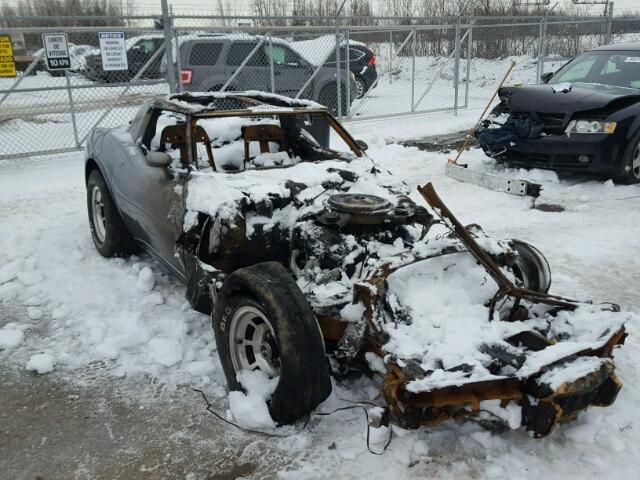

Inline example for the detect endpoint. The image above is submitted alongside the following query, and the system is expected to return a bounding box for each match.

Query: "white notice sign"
[98,32,128,71]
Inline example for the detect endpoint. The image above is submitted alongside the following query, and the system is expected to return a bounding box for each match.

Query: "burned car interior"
[87,92,628,438]
[138,94,360,174]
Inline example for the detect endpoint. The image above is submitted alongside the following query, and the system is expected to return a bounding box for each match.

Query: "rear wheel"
[354,76,366,99]
[318,83,348,116]
[614,131,640,184]
[213,262,331,425]
[86,169,137,257]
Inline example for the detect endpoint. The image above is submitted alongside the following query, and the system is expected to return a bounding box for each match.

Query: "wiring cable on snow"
[192,388,393,455]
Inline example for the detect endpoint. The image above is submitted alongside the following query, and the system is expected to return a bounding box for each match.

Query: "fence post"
[453,24,461,115]
[536,18,547,83]
[345,28,351,118]
[64,70,80,149]
[171,6,184,93]
[411,28,416,113]
[389,31,393,84]
[268,32,275,93]
[161,0,177,93]
[335,16,342,118]
[606,2,614,45]
[464,20,474,109]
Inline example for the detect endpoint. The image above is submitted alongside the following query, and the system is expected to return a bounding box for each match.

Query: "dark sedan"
[477,43,640,183]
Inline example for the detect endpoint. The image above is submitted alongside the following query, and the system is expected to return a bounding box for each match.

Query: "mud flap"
[445,162,541,197]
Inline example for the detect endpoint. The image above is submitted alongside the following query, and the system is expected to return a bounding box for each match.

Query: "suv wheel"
[318,83,348,116]
[354,76,366,99]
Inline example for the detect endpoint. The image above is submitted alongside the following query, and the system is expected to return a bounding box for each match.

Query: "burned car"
[477,44,640,183]
[85,92,627,437]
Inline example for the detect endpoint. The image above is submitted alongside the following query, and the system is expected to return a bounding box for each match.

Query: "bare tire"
[510,240,551,293]
[213,262,331,425]
[614,130,640,184]
[86,169,137,257]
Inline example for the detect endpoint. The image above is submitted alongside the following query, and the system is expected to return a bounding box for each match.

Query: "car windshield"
[550,50,640,89]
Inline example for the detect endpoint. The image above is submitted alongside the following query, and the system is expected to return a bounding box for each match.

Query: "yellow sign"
[0,34,17,77]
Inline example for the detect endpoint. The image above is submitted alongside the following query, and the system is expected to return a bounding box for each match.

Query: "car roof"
[150,91,326,115]
[591,43,640,52]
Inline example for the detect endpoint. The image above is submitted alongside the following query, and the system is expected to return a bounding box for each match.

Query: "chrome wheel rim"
[633,144,640,179]
[228,306,280,377]
[355,79,365,99]
[91,185,106,243]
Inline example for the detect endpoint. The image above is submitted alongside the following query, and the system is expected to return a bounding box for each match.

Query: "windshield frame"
[187,109,363,171]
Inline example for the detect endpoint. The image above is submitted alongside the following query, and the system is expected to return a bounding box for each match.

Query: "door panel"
[114,110,188,279]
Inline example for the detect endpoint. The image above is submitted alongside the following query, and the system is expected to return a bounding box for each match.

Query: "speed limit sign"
[42,33,71,71]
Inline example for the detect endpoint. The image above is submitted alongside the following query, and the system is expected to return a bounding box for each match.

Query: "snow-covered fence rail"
[0,9,633,160]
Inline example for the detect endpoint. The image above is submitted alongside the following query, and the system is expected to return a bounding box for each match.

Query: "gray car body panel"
[85,102,188,280]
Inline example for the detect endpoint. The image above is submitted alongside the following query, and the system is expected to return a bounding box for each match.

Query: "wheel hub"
[91,185,107,243]
[228,306,280,377]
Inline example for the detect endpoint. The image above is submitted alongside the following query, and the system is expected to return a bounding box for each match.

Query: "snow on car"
[83,91,627,437]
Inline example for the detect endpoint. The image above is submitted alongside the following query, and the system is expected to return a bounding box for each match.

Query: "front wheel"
[86,169,137,257]
[213,262,331,425]
[614,131,640,184]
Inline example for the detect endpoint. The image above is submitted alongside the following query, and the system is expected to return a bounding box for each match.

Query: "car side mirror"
[540,71,554,83]
[145,151,172,168]
[355,139,369,151]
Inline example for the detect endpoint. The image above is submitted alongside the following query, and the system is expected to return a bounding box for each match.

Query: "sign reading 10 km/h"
[42,32,71,71]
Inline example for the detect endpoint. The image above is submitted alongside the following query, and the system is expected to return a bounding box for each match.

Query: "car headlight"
[565,120,616,134]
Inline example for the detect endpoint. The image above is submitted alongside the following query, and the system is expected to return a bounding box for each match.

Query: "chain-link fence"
[0,7,632,160]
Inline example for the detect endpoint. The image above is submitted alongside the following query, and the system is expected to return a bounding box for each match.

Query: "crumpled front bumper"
[351,183,627,437]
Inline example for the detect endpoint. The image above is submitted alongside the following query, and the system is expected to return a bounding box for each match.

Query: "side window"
[348,48,365,62]
[226,43,268,67]
[141,109,187,166]
[265,45,303,66]
[189,43,223,66]
[129,104,151,141]
[136,39,159,55]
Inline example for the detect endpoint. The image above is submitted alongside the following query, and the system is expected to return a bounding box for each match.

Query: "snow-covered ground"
[1,110,639,478]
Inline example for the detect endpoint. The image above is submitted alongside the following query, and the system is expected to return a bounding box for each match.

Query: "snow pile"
[136,266,155,292]
[0,327,24,349]
[228,370,279,429]
[26,353,55,374]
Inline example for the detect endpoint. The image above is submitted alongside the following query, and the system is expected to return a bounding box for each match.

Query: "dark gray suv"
[166,34,356,114]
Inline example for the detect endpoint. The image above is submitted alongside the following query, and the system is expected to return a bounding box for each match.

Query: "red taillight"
[368,55,376,66]
[181,69,193,85]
